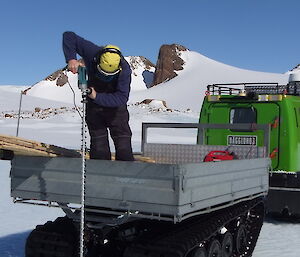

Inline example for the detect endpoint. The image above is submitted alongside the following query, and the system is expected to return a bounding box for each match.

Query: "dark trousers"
[86,103,134,161]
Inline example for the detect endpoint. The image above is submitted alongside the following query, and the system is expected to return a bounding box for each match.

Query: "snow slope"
[0,87,74,113]
[129,51,289,111]
[24,72,82,105]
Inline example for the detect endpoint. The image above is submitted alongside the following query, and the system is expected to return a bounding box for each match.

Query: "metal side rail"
[13,192,267,224]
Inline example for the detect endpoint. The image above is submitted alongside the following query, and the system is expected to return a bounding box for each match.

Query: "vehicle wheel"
[189,246,207,257]
[207,239,222,257]
[221,232,233,257]
[235,224,247,254]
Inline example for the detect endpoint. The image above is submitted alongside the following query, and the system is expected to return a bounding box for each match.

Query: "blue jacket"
[62,31,132,108]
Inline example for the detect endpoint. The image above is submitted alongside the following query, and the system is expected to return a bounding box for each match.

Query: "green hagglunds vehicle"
[199,74,300,218]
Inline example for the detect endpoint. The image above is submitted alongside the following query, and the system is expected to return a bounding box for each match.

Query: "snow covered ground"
[1,50,300,256]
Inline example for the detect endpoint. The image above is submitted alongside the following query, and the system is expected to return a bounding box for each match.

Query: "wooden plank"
[0,134,155,163]
[111,154,156,163]
[0,134,81,158]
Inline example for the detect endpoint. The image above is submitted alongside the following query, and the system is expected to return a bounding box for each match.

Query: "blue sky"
[1,0,300,85]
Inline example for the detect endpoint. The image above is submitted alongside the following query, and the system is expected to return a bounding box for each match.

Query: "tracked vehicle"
[199,73,300,218]
[3,121,270,257]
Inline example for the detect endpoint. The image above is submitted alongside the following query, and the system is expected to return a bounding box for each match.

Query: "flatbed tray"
[10,155,269,222]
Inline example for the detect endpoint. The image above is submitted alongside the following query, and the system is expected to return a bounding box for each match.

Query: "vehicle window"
[230,107,256,124]
[230,107,256,131]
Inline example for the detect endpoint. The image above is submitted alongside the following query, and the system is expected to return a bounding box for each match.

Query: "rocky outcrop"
[139,99,168,108]
[127,56,156,88]
[290,64,300,72]
[128,56,155,71]
[153,44,188,86]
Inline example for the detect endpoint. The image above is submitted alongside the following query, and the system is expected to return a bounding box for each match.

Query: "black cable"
[63,70,83,119]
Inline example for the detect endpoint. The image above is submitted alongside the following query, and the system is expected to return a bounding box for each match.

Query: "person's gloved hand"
[88,87,97,100]
[68,59,82,74]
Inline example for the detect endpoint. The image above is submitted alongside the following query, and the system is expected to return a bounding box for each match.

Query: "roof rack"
[245,82,300,96]
[207,82,300,96]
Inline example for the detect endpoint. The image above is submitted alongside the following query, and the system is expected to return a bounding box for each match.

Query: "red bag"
[203,151,234,162]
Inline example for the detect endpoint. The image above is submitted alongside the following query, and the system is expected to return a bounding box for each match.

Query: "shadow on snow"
[0,231,30,257]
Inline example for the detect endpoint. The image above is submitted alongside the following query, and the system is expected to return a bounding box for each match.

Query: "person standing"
[62,31,134,161]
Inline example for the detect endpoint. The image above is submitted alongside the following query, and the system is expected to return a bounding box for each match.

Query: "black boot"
[90,135,111,160]
[113,136,134,161]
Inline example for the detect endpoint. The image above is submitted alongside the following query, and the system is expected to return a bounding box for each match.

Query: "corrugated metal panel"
[143,143,266,164]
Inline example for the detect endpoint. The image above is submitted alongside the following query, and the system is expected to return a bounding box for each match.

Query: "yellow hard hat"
[98,45,122,76]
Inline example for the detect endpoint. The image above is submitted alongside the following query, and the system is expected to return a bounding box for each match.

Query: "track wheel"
[189,246,207,257]
[220,232,233,257]
[235,224,247,254]
[207,239,221,257]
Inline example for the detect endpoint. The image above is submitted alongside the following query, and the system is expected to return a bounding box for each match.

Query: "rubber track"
[124,198,265,257]
[25,217,78,257]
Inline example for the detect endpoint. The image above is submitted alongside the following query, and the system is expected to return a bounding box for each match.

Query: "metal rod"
[269,187,300,192]
[80,96,87,257]
[16,90,24,137]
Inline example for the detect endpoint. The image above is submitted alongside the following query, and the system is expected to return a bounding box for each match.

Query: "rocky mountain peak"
[127,56,155,71]
[153,44,188,86]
